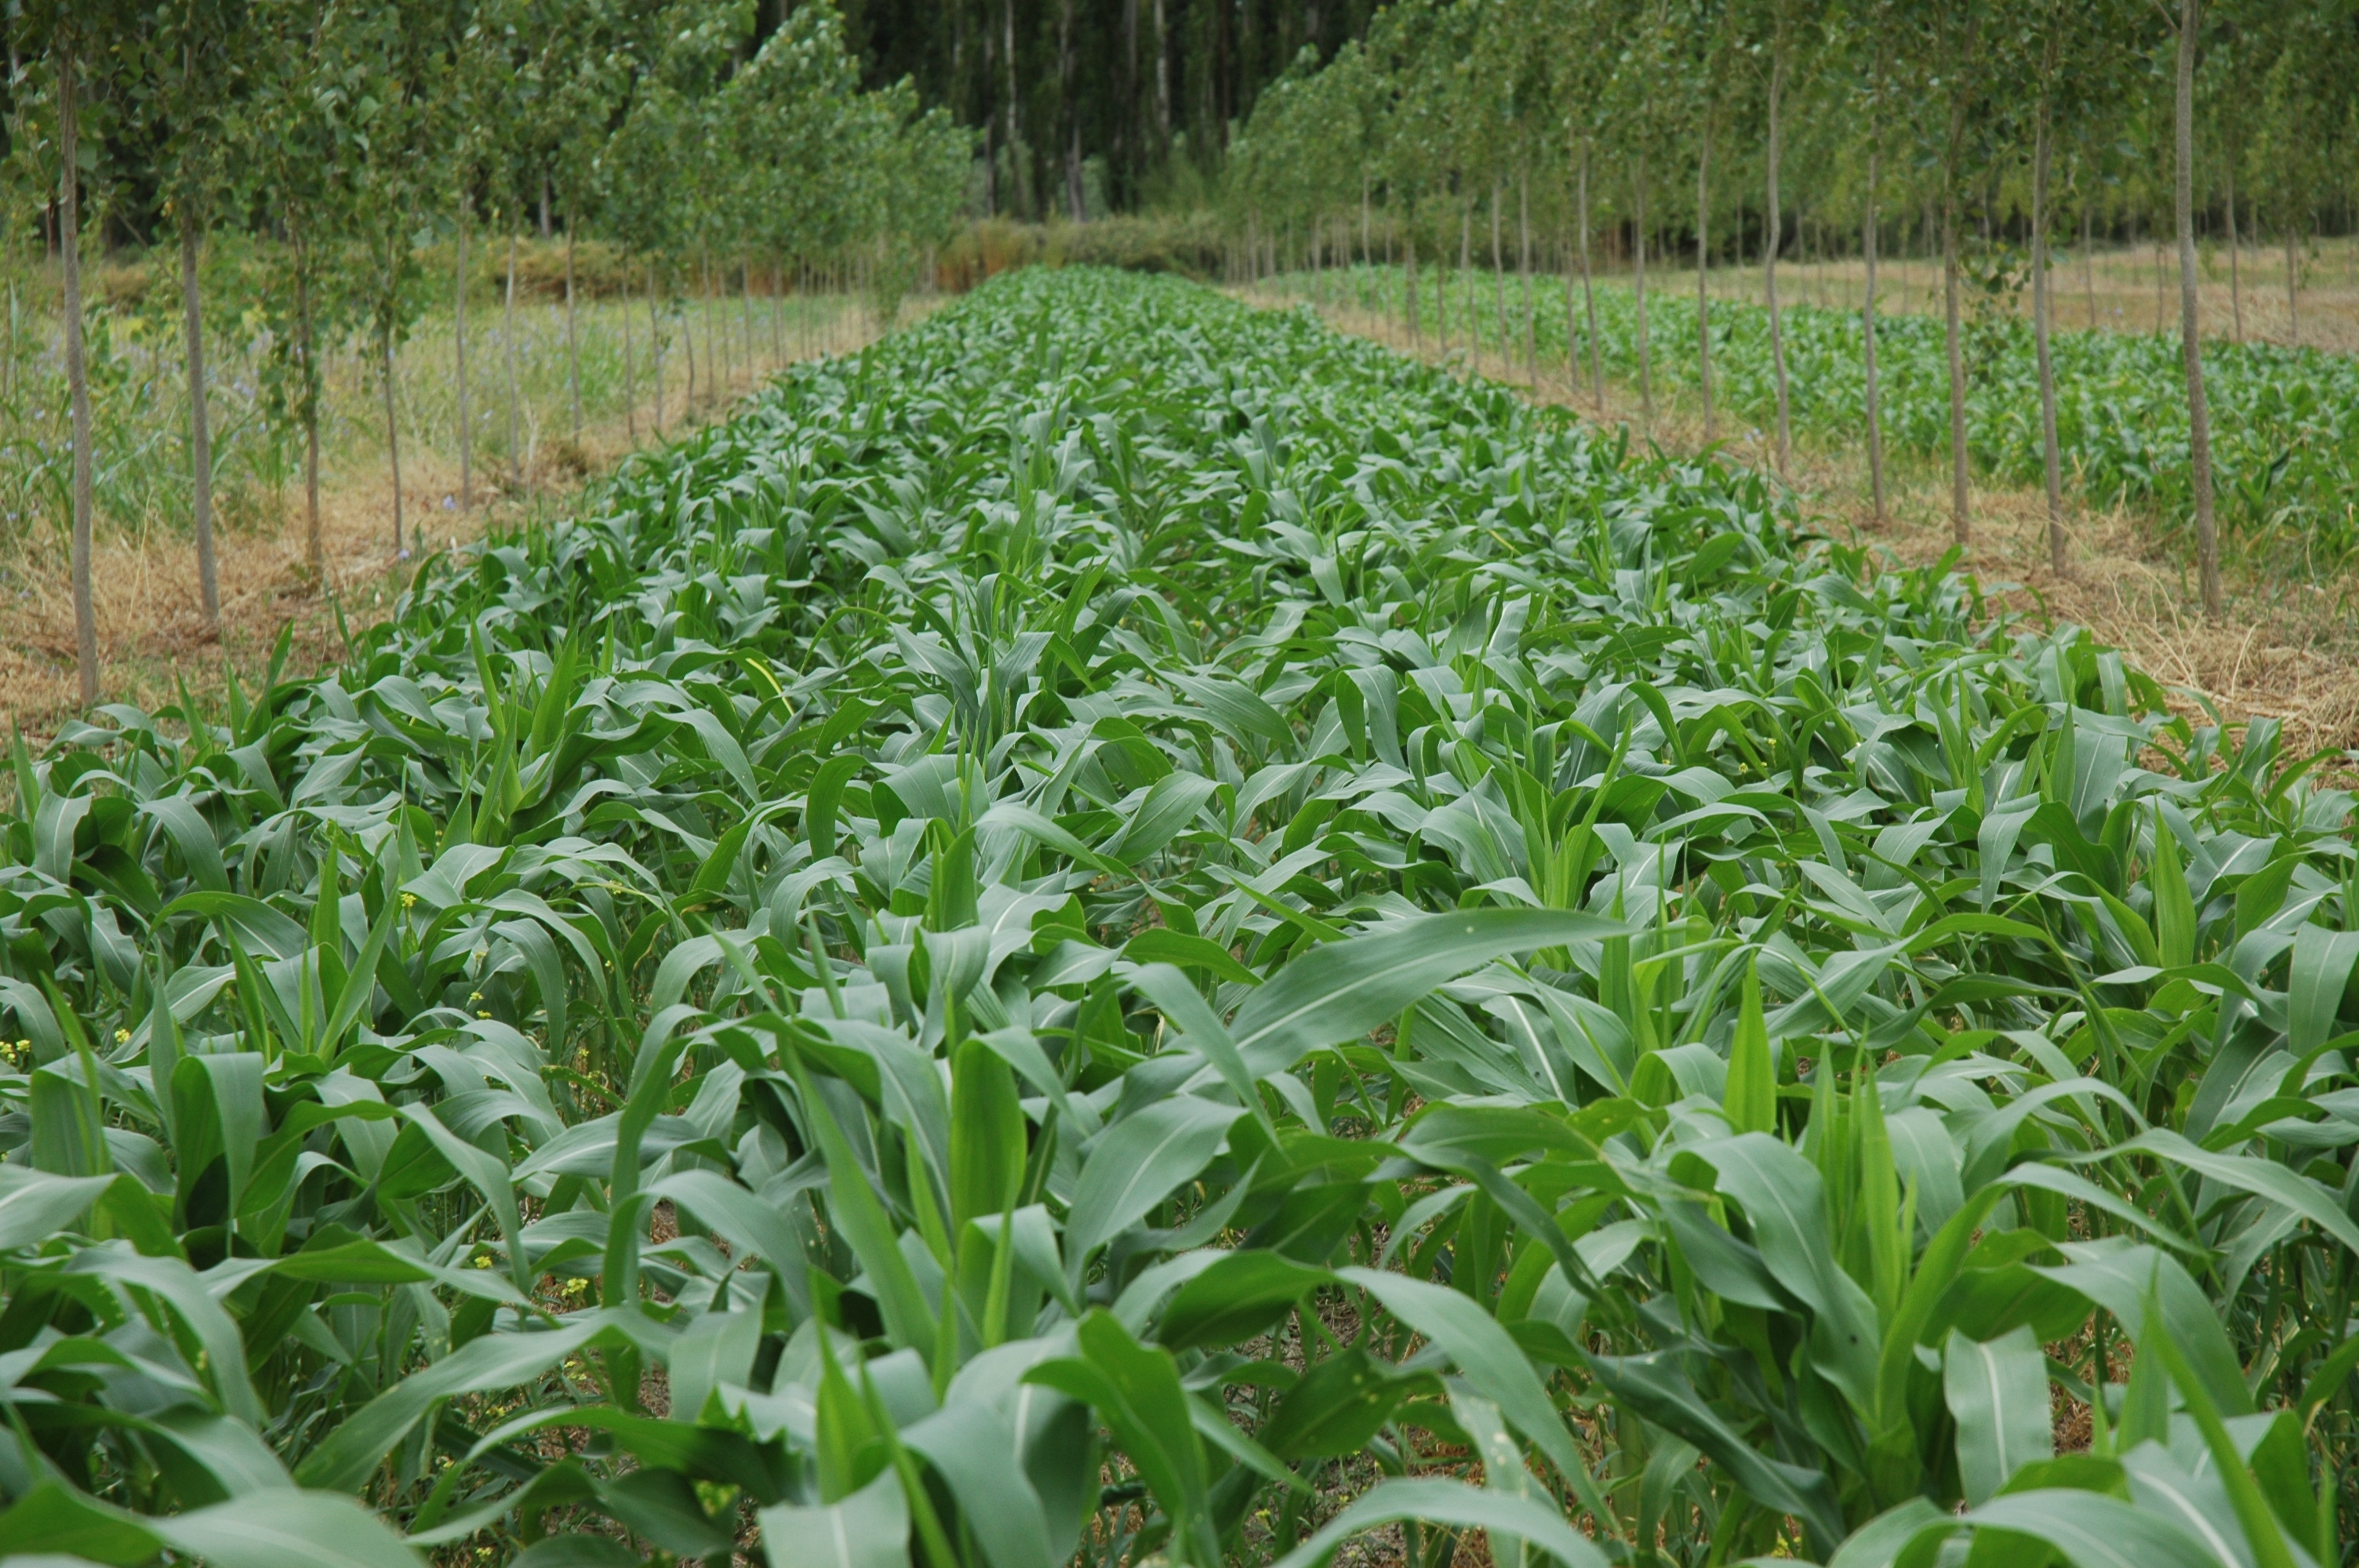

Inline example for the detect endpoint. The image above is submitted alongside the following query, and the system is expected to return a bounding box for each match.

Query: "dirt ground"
[1274,292,2359,768]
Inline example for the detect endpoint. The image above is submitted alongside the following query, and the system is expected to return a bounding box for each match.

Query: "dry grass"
[1270,290,2359,765]
[0,301,906,742]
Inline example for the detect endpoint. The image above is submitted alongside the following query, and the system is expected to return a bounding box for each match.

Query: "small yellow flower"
[472,1254,493,1269]
[401,891,419,909]
[114,1029,130,1044]
[468,991,482,1002]
[477,1010,493,1018]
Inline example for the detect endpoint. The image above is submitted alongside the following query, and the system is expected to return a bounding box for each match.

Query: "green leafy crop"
[0,269,2353,1568]
[1292,263,2359,564]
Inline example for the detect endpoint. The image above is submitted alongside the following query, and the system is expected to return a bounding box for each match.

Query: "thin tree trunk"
[621,255,638,444]
[685,263,698,409]
[1765,49,1791,472]
[60,41,96,706]
[1562,226,1576,388]
[1696,117,1714,439]
[2284,219,2299,347]
[1579,143,1601,404]
[456,192,471,508]
[2223,155,2242,340]
[1385,221,1395,329]
[1945,187,1970,543]
[382,328,405,559]
[1153,0,1169,147]
[1406,230,1420,347]
[1863,136,1885,522]
[504,228,520,488]
[1519,165,1535,377]
[1459,197,1474,366]
[2034,85,2066,572]
[711,249,725,392]
[649,265,664,436]
[1428,217,1441,345]
[1424,209,1438,346]
[564,214,581,440]
[180,211,220,632]
[297,239,322,574]
[1633,152,1652,423]
[1490,182,1507,353]
[2084,208,2095,328]
[2175,0,2220,616]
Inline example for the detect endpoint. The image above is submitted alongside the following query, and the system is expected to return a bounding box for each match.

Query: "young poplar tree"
[2172,0,2219,616]
[144,0,251,635]
[602,78,689,439]
[1541,0,1613,405]
[240,0,368,577]
[1611,0,1675,426]
[449,1,515,512]
[1840,0,1895,521]
[1685,0,1731,439]
[345,0,438,561]
[1747,0,1816,474]
[2013,0,2140,575]
[1915,0,1986,546]
[35,11,105,704]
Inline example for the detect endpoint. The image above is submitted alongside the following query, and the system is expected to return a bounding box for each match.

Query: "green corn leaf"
[1026,1311,1213,1563]
[2143,1300,2303,1568]
[1944,1326,2055,1505]
[2287,925,2359,1056]
[788,1054,940,1357]
[1957,1490,2223,1568]
[293,1320,607,1491]
[0,1167,118,1251]
[1231,909,1629,1076]
[1269,1477,1612,1568]
[758,1467,910,1568]
[1063,1096,1245,1267]
[1723,957,1776,1135]
[1157,1248,1329,1350]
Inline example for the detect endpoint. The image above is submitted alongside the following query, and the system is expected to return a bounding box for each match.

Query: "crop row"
[0,268,2354,1567]
[1283,263,2359,564]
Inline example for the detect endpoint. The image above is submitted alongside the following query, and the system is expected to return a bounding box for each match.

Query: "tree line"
[834,0,1389,219]
[6,0,969,709]
[1222,0,2359,617]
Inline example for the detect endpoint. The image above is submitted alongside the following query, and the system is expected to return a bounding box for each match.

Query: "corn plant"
[0,268,2354,1568]
[1299,262,2359,566]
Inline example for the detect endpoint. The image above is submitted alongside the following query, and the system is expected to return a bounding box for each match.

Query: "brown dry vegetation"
[1267,289,2359,764]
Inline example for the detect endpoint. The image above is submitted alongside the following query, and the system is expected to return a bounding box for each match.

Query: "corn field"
[1267,263,2359,565]
[0,268,2354,1568]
